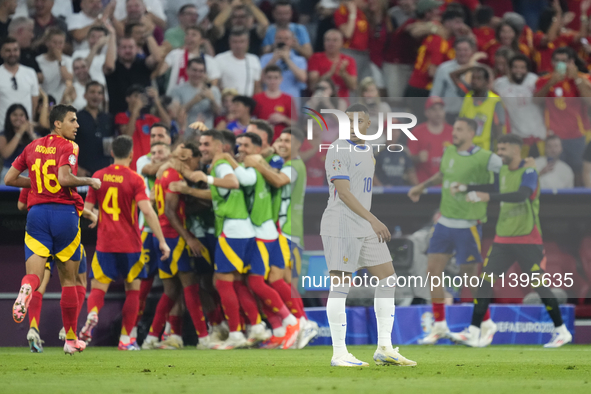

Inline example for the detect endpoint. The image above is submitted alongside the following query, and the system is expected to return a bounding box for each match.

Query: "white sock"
[229,331,244,340]
[120,334,130,343]
[374,276,396,348]
[273,327,287,337]
[164,321,171,334]
[282,314,298,327]
[557,324,569,334]
[327,281,350,358]
[130,326,138,338]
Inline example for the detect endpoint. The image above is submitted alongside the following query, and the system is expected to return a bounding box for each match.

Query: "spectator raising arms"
[334,0,372,81]
[32,0,69,55]
[212,0,269,55]
[253,65,293,141]
[71,25,114,86]
[68,0,116,51]
[5,17,43,83]
[262,0,312,59]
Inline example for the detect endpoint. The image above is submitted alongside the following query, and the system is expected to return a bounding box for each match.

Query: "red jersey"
[383,18,419,65]
[566,0,591,30]
[408,35,451,90]
[308,52,357,98]
[19,187,29,206]
[252,92,294,142]
[473,26,496,50]
[114,112,160,171]
[85,164,149,253]
[481,0,514,16]
[12,134,84,213]
[533,31,577,75]
[154,168,185,238]
[406,122,454,183]
[535,73,591,139]
[368,18,389,68]
[333,5,369,51]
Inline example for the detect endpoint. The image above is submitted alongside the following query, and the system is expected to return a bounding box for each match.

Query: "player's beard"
[512,74,526,84]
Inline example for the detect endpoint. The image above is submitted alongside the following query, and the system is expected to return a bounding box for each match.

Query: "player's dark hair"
[497,134,523,147]
[124,22,143,37]
[232,95,256,113]
[179,4,197,14]
[249,119,274,144]
[112,135,134,158]
[150,122,171,135]
[184,141,201,158]
[345,103,369,114]
[126,84,145,97]
[475,6,494,25]
[220,129,236,147]
[186,25,205,37]
[151,141,170,148]
[88,25,108,38]
[442,8,465,23]
[3,104,29,144]
[509,53,531,70]
[472,66,490,81]
[202,129,224,142]
[456,117,478,133]
[282,127,305,143]
[188,57,206,68]
[0,36,18,50]
[552,46,575,61]
[50,104,78,130]
[273,0,292,10]
[240,132,263,147]
[85,80,104,93]
[264,64,282,74]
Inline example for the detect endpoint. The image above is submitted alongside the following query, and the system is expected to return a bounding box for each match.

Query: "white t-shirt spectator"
[493,73,546,140]
[534,156,575,189]
[171,83,221,129]
[0,64,39,131]
[72,48,107,86]
[115,0,166,21]
[72,80,87,111]
[164,49,221,96]
[52,1,74,19]
[36,54,73,103]
[214,51,261,96]
[67,12,96,51]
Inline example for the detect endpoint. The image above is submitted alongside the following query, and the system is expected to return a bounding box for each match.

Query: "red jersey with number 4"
[86,164,149,253]
[12,134,84,213]
[154,168,185,238]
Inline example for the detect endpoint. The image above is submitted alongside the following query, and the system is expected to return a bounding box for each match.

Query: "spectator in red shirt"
[253,65,293,142]
[308,29,357,98]
[406,96,453,183]
[534,47,591,185]
[114,85,169,171]
[383,0,441,102]
[473,6,496,50]
[366,0,392,94]
[483,21,531,68]
[334,0,372,81]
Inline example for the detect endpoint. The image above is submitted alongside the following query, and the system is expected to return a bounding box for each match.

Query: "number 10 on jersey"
[363,177,372,193]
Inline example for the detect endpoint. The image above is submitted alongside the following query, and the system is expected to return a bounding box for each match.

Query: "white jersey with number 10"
[320,139,375,238]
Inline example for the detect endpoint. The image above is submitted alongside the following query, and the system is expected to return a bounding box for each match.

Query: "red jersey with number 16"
[12,134,84,213]
[86,164,149,253]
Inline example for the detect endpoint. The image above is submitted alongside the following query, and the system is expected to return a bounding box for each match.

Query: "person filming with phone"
[534,47,591,186]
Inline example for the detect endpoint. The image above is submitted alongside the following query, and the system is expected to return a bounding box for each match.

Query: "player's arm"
[138,199,171,261]
[468,168,537,203]
[164,192,204,256]
[58,165,101,190]
[169,181,213,200]
[221,153,256,187]
[82,206,98,228]
[244,154,290,188]
[332,179,391,243]
[407,171,443,202]
[4,166,31,188]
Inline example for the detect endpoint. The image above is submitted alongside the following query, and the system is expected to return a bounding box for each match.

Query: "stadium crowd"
[3,0,591,351]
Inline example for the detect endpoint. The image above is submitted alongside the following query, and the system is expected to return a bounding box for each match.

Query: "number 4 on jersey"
[103,187,121,221]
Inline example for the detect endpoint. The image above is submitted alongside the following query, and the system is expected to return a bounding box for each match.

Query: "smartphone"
[556,61,567,76]
[276,42,286,49]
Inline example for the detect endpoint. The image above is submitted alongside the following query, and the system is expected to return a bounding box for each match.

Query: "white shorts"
[321,234,392,273]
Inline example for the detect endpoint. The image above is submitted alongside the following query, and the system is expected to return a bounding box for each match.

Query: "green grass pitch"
[0,345,590,394]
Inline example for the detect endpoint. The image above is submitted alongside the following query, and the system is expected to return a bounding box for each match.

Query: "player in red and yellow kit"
[5,104,101,355]
[80,135,170,350]
[143,142,214,350]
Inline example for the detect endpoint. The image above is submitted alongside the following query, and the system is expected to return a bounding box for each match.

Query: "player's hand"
[169,180,188,193]
[158,240,171,261]
[89,178,101,190]
[449,182,467,196]
[243,154,263,168]
[87,211,98,229]
[189,121,209,132]
[370,218,391,243]
[418,150,429,163]
[212,152,226,165]
[186,237,204,257]
[407,184,425,202]
[466,191,489,202]
[523,157,536,168]
[188,170,207,183]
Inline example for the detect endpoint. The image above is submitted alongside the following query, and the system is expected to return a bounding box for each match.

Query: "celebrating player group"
[5,104,318,354]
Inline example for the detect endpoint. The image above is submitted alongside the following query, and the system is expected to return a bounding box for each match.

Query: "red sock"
[247,276,289,319]
[215,280,241,332]
[61,286,79,340]
[433,302,445,322]
[271,279,304,318]
[169,315,183,336]
[295,297,307,318]
[87,288,105,315]
[148,294,176,338]
[22,274,40,291]
[76,285,86,319]
[263,304,282,329]
[483,308,491,321]
[206,304,223,326]
[233,280,261,325]
[28,291,43,330]
[121,290,140,337]
[138,278,154,316]
[184,284,209,338]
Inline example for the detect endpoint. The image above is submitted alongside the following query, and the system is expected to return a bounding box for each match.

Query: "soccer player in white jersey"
[320,103,416,367]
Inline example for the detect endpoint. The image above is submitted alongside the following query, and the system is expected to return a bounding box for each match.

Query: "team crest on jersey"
[68,154,76,166]
[343,256,348,264]
[332,159,342,171]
